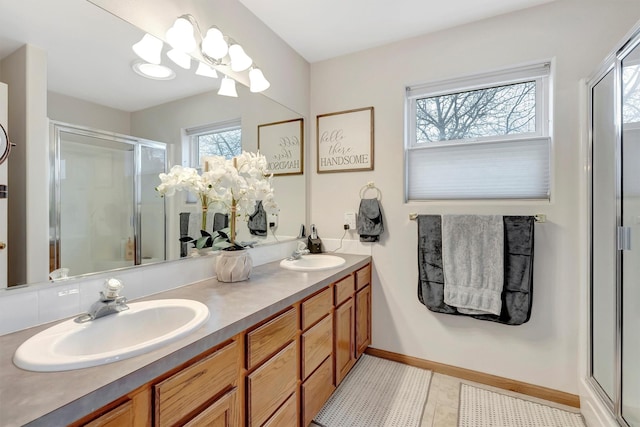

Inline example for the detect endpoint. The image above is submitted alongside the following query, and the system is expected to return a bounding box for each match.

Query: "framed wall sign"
[258,118,304,176]
[316,106,374,173]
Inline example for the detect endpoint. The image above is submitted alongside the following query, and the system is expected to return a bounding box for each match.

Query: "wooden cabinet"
[72,386,151,427]
[355,279,372,358]
[245,307,298,427]
[300,287,335,426]
[247,341,298,426]
[83,400,133,427]
[301,356,334,427]
[334,297,356,385]
[154,340,240,427]
[69,262,372,427]
[246,308,297,370]
[183,388,237,427]
[335,264,372,384]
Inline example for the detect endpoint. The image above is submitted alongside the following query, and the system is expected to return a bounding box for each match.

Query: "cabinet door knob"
[0,242,5,250]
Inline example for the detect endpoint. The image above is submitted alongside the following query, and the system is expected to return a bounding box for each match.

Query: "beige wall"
[309,0,640,394]
[1,45,49,285]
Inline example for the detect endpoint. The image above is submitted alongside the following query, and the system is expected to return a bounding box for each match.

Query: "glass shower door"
[621,41,640,427]
[58,132,135,276]
[591,68,618,403]
[139,144,166,265]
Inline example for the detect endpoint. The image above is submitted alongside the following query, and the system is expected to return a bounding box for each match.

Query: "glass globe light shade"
[218,76,238,97]
[166,17,196,52]
[202,28,228,59]
[249,68,270,92]
[132,34,163,65]
[228,44,252,72]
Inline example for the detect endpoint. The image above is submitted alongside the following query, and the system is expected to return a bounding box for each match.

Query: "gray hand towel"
[442,215,504,316]
[357,198,384,242]
[213,212,229,232]
[248,200,267,236]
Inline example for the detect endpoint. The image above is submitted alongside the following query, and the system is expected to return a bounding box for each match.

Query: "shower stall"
[588,26,640,427]
[50,122,166,277]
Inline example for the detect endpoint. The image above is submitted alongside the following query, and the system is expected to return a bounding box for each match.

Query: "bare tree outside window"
[623,64,640,124]
[197,128,242,161]
[415,81,537,143]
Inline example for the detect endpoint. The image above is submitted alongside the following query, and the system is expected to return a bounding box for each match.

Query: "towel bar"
[408,213,547,223]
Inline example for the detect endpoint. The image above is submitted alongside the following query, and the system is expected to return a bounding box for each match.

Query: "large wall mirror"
[0,0,306,288]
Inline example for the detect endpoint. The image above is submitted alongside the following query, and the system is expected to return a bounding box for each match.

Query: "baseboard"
[365,347,580,408]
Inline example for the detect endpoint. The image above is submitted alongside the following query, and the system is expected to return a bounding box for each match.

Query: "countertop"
[0,254,371,427]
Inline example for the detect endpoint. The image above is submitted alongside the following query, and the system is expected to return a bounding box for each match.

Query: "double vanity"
[0,253,371,427]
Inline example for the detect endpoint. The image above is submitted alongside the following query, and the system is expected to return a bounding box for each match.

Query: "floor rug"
[314,354,432,427]
[458,383,586,427]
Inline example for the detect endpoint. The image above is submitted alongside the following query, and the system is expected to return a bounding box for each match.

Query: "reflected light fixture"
[228,43,252,72]
[218,76,238,97]
[201,27,228,60]
[132,34,163,64]
[167,49,192,69]
[166,16,197,52]
[196,62,218,78]
[249,68,270,92]
[130,14,270,94]
[131,61,176,80]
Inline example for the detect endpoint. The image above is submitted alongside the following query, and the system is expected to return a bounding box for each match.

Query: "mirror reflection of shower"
[50,122,166,278]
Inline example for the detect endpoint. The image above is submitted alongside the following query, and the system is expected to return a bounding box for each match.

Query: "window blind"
[406,137,550,200]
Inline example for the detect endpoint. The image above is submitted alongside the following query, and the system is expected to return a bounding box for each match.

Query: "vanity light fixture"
[249,67,270,92]
[131,15,269,93]
[132,34,163,64]
[167,48,192,69]
[131,61,176,80]
[218,76,238,97]
[195,62,218,78]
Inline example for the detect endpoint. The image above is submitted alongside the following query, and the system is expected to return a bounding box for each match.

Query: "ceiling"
[238,0,556,63]
[0,0,556,112]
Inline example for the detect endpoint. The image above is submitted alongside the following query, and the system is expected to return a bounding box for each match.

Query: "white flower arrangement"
[157,151,278,248]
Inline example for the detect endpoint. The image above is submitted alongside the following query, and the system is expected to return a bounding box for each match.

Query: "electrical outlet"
[344,212,356,230]
[268,213,278,228]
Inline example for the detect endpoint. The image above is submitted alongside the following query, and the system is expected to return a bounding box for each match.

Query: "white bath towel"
[442,215,504,316]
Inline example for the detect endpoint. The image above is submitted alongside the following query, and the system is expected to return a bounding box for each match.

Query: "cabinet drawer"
[301,287,332,330]
[301,314,332,380]
[84,400,133,427]
[334,274,355,306]
[302,356,335,427]
[183,388,237,427]
[262,391,297,427]
[154,341,239,427]
[355,264,371,291]
[246,307,297,370]
[247,341,298,427]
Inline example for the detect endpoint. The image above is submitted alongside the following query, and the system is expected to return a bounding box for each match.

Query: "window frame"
[186,118,242,167]
[404,62,552,201]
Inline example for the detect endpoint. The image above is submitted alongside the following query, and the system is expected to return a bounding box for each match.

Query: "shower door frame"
[587,26,640,427]
[49,121,167,275]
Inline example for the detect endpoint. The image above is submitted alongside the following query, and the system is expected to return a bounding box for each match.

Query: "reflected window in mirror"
[187,119,242,166]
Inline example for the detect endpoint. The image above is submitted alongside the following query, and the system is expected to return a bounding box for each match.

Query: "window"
[186,119,242,167]
[405,62,551,200]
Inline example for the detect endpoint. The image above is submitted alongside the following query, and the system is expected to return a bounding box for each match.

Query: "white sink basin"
[280,254,346,271]
[13,299,209,372]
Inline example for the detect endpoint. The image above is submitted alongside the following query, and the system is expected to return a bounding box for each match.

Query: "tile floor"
[311,372,582,427]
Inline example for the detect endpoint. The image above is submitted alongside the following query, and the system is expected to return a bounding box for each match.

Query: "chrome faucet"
[287,241,310,260]
[75,278,129,323]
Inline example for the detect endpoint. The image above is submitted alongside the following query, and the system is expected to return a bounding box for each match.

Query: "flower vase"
[216,248,252,282]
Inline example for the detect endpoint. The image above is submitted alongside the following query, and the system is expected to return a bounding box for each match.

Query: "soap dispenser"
[307,224,323,253]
